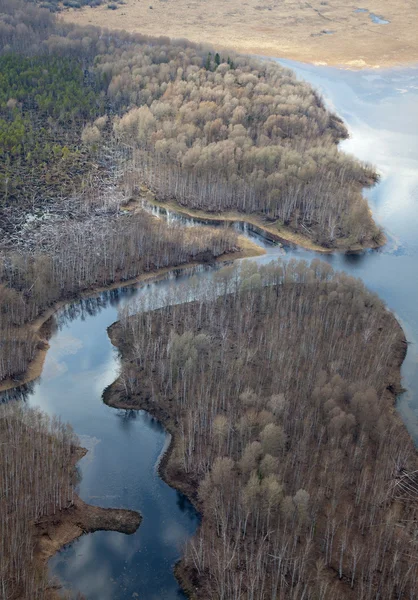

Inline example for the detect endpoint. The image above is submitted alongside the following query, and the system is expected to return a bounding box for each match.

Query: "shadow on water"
[4,59,418,598]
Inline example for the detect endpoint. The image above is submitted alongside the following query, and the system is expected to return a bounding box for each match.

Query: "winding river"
[12,61,418,598]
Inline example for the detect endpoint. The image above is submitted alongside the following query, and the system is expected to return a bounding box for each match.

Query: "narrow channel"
[12,61,418,598]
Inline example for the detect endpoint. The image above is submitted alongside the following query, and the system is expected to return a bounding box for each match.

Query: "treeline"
[111,259,418,599]
[1,0,379,248]
[0,402,78,599]
[28,0,107,12]
[0,209,237,383]
[110,58,378,247]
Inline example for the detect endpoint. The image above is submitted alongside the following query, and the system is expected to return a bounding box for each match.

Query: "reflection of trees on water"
[143,412,166,435]
[343,250,368,266]
[116,409,138,432]
[56,287,139,330]
[0,381,35,404]
[176,492,200,522]
[55,261,229,334]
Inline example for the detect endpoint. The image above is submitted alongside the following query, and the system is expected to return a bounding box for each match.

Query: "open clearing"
[61,0,418,68]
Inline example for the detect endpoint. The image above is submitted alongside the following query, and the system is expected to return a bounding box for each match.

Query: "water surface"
[14,61,418,597]
[30,287,200,599]
[276,60,418,441]
[354,8,390,24]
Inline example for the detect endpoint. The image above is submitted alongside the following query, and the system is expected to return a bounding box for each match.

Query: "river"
[13,61,418,598]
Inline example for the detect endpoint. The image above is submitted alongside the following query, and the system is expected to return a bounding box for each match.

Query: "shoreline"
[1,233,261,599]
[33,447,141,600]
[0,235,264,395]
[103,327,203,599]
[138,192,386,254]
[104,302,410,600]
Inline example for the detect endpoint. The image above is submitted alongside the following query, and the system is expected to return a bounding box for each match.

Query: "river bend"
[7,61,418,598]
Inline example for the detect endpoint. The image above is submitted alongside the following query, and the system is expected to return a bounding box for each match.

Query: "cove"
[12,61,418,598]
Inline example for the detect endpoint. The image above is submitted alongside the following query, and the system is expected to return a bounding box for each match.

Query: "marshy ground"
[61,0,418,68]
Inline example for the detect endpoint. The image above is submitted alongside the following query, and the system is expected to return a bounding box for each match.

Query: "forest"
[109,259,418,600]
[0,0,380,249]
[0,209,236,384]
[0,53,105,208]
[0,400,141,600]
[1,2,413,599]
[0,402,78,599]
[0,0,243,386]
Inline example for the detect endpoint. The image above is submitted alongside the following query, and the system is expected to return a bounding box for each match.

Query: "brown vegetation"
[107,50,380,248]
[0,402,140,600]
[0,0,383,386]
[139,193,381,253]
[108,259,418,600]
[1,0,381,250]
[61,0,418,69]
[0,209,237,384]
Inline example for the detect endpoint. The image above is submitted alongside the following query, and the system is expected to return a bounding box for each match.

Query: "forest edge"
[0,235,264,394]
[104,308,408,600]
[134,189,386,254]
[32,446,141,600]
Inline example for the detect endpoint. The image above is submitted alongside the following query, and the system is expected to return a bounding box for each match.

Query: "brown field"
[61,0,418,68]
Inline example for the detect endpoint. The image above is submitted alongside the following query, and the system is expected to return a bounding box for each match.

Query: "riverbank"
[102,376,202,599]
[137,192,385,253]
[60,0,418,69]
[31,447,141,600]
[104,293,411,600]
[103,329,203,599]
[0,236,263,395]
[103,270,416,598]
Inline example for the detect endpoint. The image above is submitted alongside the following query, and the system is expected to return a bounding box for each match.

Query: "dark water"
[20,61,418,597]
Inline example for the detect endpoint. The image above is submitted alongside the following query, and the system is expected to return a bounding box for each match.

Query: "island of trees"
[108,259,418,600]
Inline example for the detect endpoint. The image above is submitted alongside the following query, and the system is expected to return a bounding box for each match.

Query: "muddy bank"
[103,329,201,509]
[137,192,386,254]
[103,329,203,599]
[30,447,141,600]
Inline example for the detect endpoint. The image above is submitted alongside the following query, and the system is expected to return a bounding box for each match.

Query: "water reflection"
[4,60,418,598]
[275,60,418,442]
[14,278,202,599]
[354,8,390,24]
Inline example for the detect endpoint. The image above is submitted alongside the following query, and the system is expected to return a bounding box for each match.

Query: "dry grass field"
[61,0,418,68]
